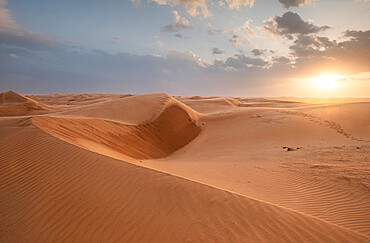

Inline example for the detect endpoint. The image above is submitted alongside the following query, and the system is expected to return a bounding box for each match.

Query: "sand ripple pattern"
[0,126,368,242]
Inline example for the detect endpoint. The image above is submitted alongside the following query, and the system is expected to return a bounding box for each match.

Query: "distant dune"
[0,91,50,116]
[0,91,369,242]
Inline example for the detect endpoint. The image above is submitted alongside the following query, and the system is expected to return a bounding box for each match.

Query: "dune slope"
[0,91,49,116]
[144,100,370,235]
[0,123,368,242]
[33,103,202,161]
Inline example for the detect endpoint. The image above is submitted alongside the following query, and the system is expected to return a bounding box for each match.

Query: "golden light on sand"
[312,74,345,90]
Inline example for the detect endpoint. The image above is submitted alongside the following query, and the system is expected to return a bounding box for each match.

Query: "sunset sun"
[312,74,345,90]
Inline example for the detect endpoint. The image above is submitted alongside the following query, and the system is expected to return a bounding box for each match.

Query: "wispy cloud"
[0,0,59,50]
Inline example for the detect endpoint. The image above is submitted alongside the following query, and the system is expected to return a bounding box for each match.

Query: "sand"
[0,91,50,116]
[0,91,369,242]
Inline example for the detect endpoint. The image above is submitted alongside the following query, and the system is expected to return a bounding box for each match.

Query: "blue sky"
[0,0,369,96]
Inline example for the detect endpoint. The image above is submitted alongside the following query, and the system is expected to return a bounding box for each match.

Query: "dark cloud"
[289,34,335,56]
[223,53,268,69]
[229,34,249,46]
[174,33,182,38]
[263,11,329,38]
[174,33,191,39]
[161,24,178,32]
[290,30,370,74]
[273,56,291,64]
[0,0,59,50]
[343,29,370,40]
[251,49,265,56]
[278,0,315,8]
[212,47,224,55]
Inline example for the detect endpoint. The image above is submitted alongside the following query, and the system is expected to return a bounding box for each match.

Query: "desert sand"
[0,90,369,242]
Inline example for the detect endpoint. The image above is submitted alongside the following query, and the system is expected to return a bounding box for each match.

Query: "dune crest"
[33,97,202,161]
[0,91,49,116]
[58,93,201,124]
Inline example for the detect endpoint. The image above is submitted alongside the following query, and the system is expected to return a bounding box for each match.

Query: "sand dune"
[144,102,370,235]
[0,123,368,242]
[1,91,369,242]
[0,91,50,116]
[33,102,202,161]
[56,93,201,125]
[28,93,132,106]
[177,97,241,114]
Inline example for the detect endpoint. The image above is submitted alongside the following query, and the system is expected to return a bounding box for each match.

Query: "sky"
[0,0,369,97]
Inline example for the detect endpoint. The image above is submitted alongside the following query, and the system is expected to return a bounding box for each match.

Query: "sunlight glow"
[312,74,345,90]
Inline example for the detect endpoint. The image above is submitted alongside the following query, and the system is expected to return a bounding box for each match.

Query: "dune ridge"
[33,98,202,161]
[0,124,368,242]
[56,93,201,125]
[0,91,49,116]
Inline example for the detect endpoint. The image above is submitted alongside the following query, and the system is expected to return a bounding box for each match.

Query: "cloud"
[216,53,268,69]
[212,47,224,54]
[278,0,317,8]
[343,29,370,40]
[0,47,212,93]
[151,0,210,18]
[207,23,227,35]
[289,34,335,56]
[167,50,208,67]
[9,53,18,59]
[174,33,191,39]
[273,56,290,63]
[263,11,329,38]
[156,40,163,47]
[0,0,59,50]
[289,30,370,75]
[4,43,367,97]
[251,48,264,56]
[161,10,192,32]
[150,0,255,18]
[229,34,249,46]
[240,19,254,35]
[226,0,255,10]
[174,33,182,38]
[130,0,141,7]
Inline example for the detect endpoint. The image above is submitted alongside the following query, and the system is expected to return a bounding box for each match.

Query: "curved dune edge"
[32,103,202,161]
[0,125,369,242]
[58,93,203,125]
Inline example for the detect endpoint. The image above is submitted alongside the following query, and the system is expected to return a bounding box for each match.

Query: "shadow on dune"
[33,104,202,160]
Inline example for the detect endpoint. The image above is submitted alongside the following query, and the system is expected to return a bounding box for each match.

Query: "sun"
[312,74,344,90]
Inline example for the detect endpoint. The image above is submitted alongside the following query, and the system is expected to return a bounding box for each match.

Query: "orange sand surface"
[1,91,369,242]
